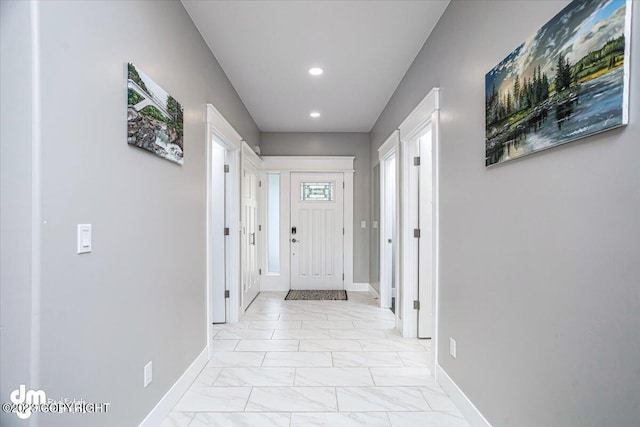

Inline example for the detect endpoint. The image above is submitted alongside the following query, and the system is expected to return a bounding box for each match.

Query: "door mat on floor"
[285,290,348,301]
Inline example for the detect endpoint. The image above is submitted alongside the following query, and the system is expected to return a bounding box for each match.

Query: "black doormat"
[285,290,348,301]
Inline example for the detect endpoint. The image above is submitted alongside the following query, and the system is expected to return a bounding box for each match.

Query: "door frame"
[398,88,441,374]
[206,104,241,358]
[378,131,400,318]
[260,156,355,292]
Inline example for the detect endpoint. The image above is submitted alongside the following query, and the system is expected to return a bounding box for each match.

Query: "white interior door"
[382,154,397,310]
[242,161,260,309]
[209,143,226,323]
[290,173,344,290]
[418,129,434,338]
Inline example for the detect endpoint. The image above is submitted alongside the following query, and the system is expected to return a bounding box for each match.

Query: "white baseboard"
[436,364,492,427]
[346,282,370,291]
[368,283,380,298]
[260,282,290,292]
[139,347,208,427]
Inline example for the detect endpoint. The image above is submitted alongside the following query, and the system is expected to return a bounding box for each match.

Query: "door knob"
[292,238,298,243]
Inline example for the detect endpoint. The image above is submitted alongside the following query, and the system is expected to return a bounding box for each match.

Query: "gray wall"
[1,1,259,426]
[0,1,35,421]
[370,1,640,426]
[261,132,370,284]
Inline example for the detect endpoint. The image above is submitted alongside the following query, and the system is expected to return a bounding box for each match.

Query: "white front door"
[290,173,344,290]
[242,161,260,309]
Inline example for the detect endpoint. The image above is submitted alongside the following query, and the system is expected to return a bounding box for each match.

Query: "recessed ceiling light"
[310,112,321,118]
[308,67,323,76]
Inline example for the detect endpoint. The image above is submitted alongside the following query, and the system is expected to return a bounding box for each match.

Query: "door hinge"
[413,228,421,238]
[259,180,262,187]
[343,182,345,189]
[343,228,345,235]
[413,300,420,310]
[342,273,344,281]
[259,268,262,275]
[258,225,262,231]
[224,164,230,173]
[224,227,230,236]
[224,290,230,298]
[413,156,421,166]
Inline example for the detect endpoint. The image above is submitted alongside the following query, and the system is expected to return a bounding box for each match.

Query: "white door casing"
[397,88,440,373]
[290,172,344,290]
[206,102,242,352]
[259,156,354,292]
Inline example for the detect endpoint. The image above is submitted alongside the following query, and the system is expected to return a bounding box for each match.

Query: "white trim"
[343,171,354,291]
[205,103,242,343]
[368,284,380,298]
[30,1,42,414]
[260,281,290,292]
[226,149,241,324]
[262,156,354,172]
[378,129,400,160]
[397,88,441,374]
[400,135,419,338]
[346,282,370,292]
[398,88,439,136]
[436,364,492,427]
[138,348,208,427]
[206,104,242,150]
[431,109,441,373]
[242,140,262,170]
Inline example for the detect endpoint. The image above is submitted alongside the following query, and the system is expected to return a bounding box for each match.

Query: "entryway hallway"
[163,291,469,426]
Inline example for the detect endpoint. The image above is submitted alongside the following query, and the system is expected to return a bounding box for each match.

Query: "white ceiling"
[182,0,449,132]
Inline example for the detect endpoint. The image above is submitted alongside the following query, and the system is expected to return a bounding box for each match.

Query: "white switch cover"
[372,221,378,229]
[360,221,367,229]
[450,337,457,359]
[144,361,153,387]
[77,224,92,254]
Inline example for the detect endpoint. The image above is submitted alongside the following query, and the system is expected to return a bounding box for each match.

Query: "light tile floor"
[163,291,470,427]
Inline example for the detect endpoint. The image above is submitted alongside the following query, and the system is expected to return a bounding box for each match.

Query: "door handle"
[291,238,298,243]
[251,233,255,245]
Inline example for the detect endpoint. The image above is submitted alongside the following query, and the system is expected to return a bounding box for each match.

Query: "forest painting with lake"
[485,0,630,166]
[127,63,184,165]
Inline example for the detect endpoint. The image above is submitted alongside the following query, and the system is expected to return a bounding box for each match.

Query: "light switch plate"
[360,221,367,229]
[77,224,92,254]
[144,361,152,387]
[372,221,378,229]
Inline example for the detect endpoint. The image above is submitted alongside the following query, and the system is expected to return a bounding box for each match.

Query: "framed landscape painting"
[127,63,184,165]
[485,0,631,167]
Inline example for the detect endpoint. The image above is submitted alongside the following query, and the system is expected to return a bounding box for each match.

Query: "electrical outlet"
[449,338,457,359]
[144,361,153,387]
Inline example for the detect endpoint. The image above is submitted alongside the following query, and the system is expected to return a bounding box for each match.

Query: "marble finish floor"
[164,291,470,427]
